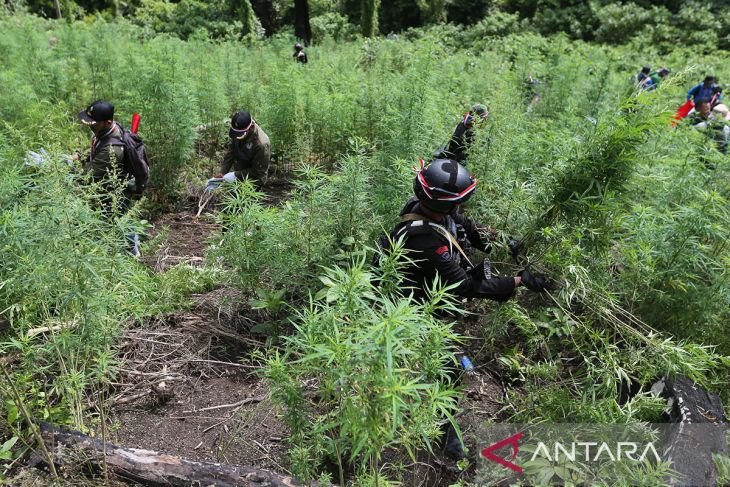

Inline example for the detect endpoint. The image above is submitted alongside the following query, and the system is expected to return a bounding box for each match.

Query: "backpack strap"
[399,213,473,267]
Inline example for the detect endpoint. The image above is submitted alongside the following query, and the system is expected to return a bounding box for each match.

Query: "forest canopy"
[7,0,730,51]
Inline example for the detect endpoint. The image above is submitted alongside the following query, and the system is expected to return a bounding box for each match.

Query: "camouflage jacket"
[221,125,271,185]
[83,122,126,184]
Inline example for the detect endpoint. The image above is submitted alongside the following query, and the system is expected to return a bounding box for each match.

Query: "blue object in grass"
[459,355,475,373]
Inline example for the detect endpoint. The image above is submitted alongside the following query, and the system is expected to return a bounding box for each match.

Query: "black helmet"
[294,42,303,51]
[641,65,651,74]
[413,158,477,213]
[229,111,254,139]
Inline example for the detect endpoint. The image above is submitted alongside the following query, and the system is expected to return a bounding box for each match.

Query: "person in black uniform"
[439,104,488,164]
[386,158,554,459]
[391,158,551,302]
[293,42,308,64]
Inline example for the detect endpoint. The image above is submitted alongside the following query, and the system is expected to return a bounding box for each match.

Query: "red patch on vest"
[435,245,449,255]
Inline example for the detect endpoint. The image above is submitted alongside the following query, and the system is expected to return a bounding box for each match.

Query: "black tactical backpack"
[109,125,150,194]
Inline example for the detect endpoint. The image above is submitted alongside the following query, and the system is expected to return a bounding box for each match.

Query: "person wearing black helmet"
[215,111,271,186]
[384,158,554,460]
[293,42,308,64]
[438,103,488,164]
[390,158,552,303]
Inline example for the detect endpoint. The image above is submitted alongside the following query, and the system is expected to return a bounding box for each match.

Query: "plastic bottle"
[458,354,475,375]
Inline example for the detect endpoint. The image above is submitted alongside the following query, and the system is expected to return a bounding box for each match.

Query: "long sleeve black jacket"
[391,199,515,301]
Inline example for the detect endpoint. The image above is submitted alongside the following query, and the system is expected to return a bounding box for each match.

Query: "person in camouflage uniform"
[75,100,141,255]
[215,111,271,186]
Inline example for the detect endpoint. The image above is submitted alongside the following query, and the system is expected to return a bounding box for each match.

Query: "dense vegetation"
[1,6,729,485]
[8,0,730,52]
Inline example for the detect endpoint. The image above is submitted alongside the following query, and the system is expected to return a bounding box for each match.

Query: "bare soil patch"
[108,281,291,473]
[111,178,298,475]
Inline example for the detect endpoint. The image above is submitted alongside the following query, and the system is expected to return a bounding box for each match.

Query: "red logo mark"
[435,245,449,255]
[481,432,523,474]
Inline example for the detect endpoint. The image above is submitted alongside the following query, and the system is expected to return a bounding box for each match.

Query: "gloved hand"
[518,269,557,293]
[469,260,492,280]
[222,171,237,182]
[507,237,523,257]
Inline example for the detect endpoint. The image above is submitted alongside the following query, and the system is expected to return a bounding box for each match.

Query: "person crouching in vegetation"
[293,42,308,64]
[524,75,542,111]
[73,100,142,256]
[688,98,730,155]
[636,65,651,85]
[215,111,271,187]
[643,67,670,91]
[385,158,555,459]
[437,103,488,164]
[686,76,730,119]
[687,75,721,105]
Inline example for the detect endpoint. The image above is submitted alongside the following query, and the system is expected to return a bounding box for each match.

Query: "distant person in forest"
[688,98,729,155]
[636,65,651,85]
[642,67,670,91]
[687,76,721,105]
[380,158,555,460]
[293,42,308,64]
[215,111,271,186]
[524,75,542,111]
[73,100,143,256]
[436,103,488,164]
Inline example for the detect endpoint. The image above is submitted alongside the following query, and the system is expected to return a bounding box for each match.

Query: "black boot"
[442,422,466,461]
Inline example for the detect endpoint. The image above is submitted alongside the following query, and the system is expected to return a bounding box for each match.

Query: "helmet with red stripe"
[413,158,477,213]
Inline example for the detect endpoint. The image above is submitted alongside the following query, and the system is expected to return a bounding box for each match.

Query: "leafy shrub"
[310,12,357,43]
[132,0,263,40]
[0,149,219,435]
[464,10,526,40]
[593,2,663,45]
[265,259,462,481]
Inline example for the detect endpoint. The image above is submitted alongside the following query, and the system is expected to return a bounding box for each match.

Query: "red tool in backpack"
[131,112,141,134]
[114,112,149,193]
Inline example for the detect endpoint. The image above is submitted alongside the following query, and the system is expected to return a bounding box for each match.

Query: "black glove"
[518,269,556,293]
[507,237,523,257]
[469,260,492,280]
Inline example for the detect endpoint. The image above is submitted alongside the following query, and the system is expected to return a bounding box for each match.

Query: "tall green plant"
[266,258,462,482]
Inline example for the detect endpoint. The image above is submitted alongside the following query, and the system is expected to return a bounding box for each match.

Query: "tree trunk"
[294,0,312,45]
[241,0,259,37]
[360,0,379,38]
[38,422,315,487]
[53,0,62,19]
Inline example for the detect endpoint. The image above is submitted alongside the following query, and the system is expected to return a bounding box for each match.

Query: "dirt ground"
[111,181,293,474]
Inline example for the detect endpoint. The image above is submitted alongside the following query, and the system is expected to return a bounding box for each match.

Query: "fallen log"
[652,376,728,487]
[39,422,310,487]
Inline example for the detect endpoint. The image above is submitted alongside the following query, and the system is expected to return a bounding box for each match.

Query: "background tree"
[294,0,312,44]
[360,0,379,37]
[241,0,258,36]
